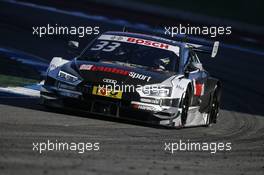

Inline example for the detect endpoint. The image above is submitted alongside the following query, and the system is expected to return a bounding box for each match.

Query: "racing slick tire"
[180,86,191,126]
[207,88,220,126]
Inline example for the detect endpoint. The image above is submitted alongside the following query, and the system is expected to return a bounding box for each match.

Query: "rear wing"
[186,41,219,58]
[167,34,219,58]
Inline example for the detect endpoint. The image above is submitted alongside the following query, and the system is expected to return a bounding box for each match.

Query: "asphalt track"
[0,1,264,175]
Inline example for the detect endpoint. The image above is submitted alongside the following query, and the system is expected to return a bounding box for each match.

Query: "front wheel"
[180,88,191,126]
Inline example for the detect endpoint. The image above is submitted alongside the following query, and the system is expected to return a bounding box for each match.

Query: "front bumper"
[40,84,182,127]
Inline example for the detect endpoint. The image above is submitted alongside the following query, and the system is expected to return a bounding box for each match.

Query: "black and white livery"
[41,31,221,128]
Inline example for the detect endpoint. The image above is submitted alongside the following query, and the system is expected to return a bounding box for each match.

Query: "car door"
[185,50,209,107]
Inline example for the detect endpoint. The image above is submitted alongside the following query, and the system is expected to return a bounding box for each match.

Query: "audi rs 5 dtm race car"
[40,31,221,128]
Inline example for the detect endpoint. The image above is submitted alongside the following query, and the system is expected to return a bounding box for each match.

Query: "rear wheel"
[208,90,220,124]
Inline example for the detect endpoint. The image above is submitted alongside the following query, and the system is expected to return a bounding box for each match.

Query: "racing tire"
[180,87,191,126]
[208,89,220,125]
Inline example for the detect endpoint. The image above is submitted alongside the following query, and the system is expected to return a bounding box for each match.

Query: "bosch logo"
[127,37,169,49]
[103,78,117,84]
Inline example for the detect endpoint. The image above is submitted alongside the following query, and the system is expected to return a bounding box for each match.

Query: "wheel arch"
[207,78,221,95]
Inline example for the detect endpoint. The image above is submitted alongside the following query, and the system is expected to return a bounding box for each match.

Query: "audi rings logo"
[103,78,117,84]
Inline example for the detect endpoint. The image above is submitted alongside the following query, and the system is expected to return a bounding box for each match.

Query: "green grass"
[0,74,38,87]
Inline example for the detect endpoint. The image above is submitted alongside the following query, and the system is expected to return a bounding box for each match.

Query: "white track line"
[0,85,41,97]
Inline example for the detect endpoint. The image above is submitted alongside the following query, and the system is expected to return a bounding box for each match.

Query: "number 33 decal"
[91,41,121,52]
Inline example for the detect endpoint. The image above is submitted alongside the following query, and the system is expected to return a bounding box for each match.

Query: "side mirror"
[184,69,190,77]
[68,41,79,49]
[192,62,203,70]
[68,41,80,56]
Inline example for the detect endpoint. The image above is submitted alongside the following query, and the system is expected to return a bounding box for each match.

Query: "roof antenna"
[122,26,127,32]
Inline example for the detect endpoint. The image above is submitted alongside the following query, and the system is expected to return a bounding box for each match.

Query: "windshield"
[79,36,180,72]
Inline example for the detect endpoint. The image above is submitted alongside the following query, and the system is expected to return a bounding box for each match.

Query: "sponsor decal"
[80,64,129,75]
[79,64,93,71]
[98,34,180,56]
[92,86,122,99]
[140,98,160,105]
[176,84,184,91]
[126,37,169,50]
[110,35,124,41]
[103,78,117,84]
[132,104,155,111]
[129,72,151,82]
[80,64,151,82]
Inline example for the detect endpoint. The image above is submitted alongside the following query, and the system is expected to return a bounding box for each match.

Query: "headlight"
[138,86,172,97]
[161,98,180,106]
[57,71,78,83]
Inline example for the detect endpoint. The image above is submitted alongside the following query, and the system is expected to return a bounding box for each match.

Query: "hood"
[73,60,175,86]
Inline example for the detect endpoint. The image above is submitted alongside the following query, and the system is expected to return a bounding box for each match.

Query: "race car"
[40,31,221,128]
